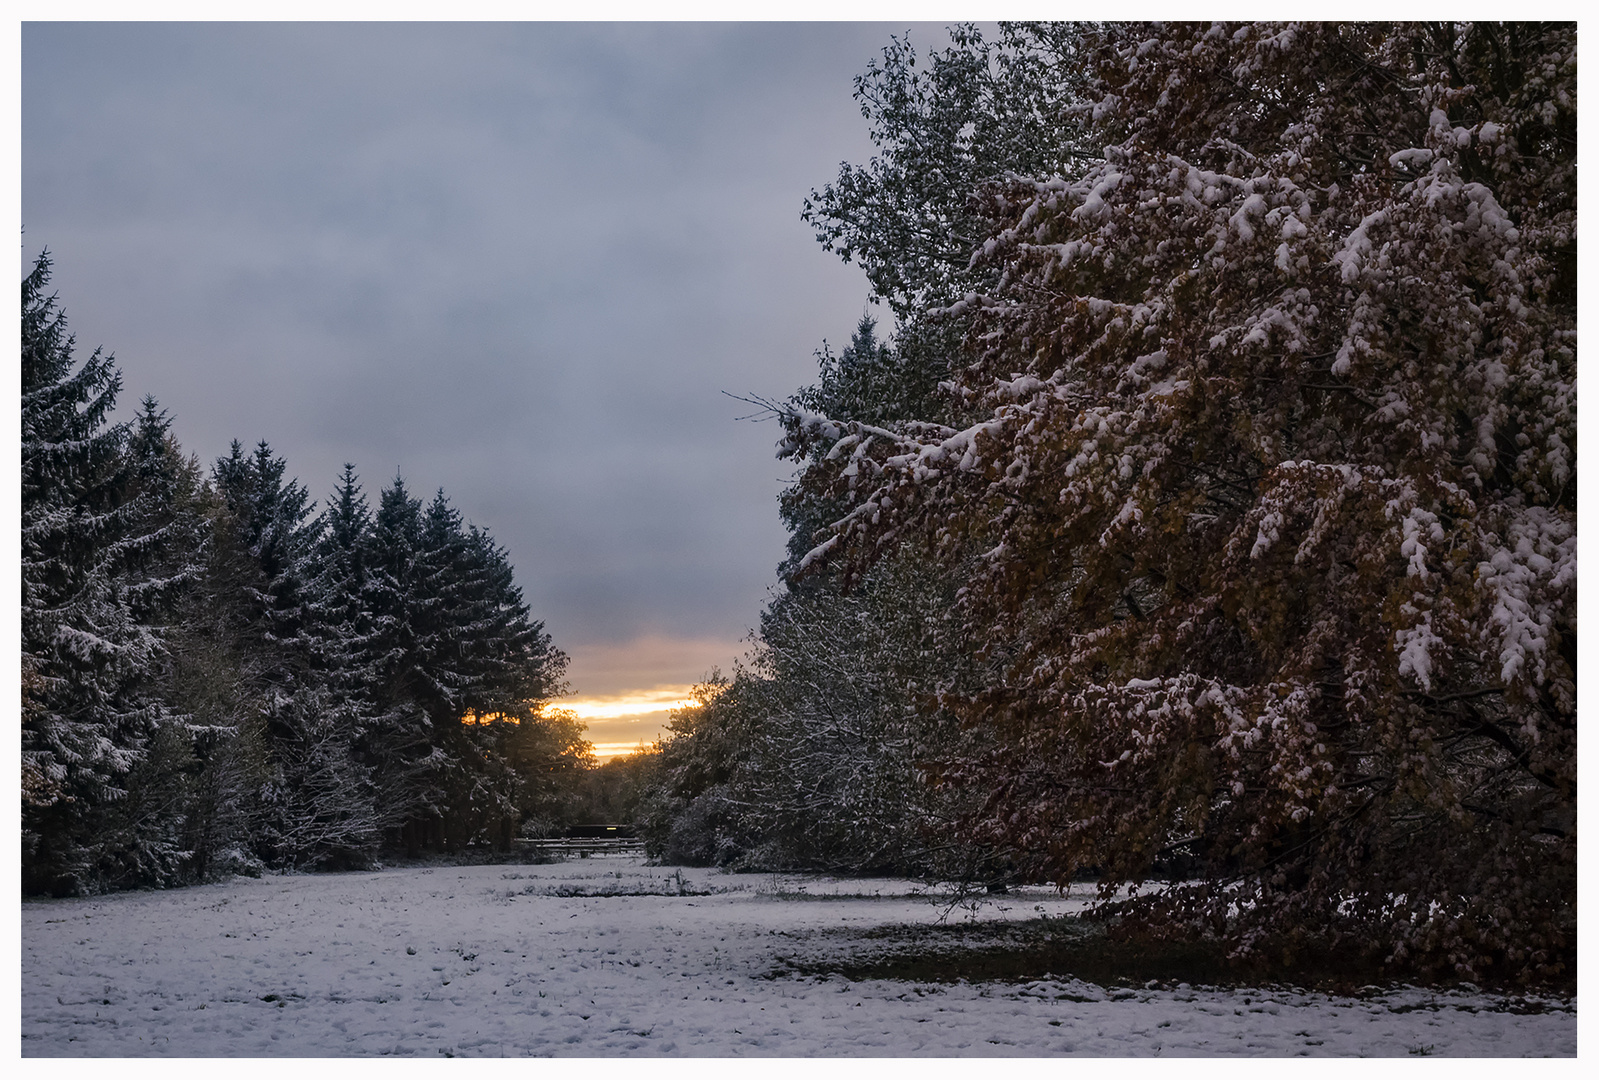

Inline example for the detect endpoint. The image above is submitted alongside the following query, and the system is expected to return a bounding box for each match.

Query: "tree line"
[636,22,1575,985]
[22,254,582,895]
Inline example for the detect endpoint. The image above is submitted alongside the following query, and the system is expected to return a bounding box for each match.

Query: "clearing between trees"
[21,857,1574,1057]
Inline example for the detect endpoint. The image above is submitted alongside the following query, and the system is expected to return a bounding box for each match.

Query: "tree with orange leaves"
[782,22,1575,983]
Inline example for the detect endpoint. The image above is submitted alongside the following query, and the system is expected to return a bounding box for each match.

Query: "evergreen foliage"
[21,253,181,894]
[19,253,578,892]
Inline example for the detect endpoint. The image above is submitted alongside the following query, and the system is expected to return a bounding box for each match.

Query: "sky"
[21,21,955,755]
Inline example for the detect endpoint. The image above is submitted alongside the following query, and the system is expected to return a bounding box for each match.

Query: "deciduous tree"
[782,22,1575,982]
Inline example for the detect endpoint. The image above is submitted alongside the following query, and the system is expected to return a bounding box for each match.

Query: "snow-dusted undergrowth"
[22,857,1573,1056]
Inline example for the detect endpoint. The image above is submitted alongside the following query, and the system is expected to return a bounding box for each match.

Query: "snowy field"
[21,856,1575,1057]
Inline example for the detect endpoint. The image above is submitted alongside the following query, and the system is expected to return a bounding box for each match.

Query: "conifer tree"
[123,399,207,624]
[20,253,183,893]
[210,440,320,661]
[354,475,457,850]
[237,463,388,868]
[19,252,580,876]
[416,489,508,848]
[89,398,216,887]
[155,445,270,882]
[301,464,373,682]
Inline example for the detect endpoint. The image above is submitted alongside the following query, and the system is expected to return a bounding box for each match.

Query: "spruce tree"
[244,463,390,867]
[301,464,373,682]
[89,398,216,887]
[357,475,442,851]
[21,253,181,893]
[210,439,320,660]
[19,254,577,875]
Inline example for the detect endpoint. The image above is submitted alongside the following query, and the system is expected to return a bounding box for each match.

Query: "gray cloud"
[23,22,954,689]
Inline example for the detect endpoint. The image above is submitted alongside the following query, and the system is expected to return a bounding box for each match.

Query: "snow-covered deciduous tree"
[782,22,1574,981]
[639,558,1015,880]
[646,26,1092,881]
[804,23,1092,325]
[252,687,385,870]
[736,559,995,878]
[637,674,756,866]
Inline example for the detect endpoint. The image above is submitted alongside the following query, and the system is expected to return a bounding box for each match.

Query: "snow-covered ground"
[21,856,1575,1056]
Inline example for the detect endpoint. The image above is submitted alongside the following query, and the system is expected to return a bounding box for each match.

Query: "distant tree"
[509,706,596,837]
[638,675,758,866]
[351,475,571,852]
[782,22,1576,982]
[557,747,659,830]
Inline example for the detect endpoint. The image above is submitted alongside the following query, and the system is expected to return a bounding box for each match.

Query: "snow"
[22,857,1575,1057]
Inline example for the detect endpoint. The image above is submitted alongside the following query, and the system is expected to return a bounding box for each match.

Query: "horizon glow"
[546,686,702,721]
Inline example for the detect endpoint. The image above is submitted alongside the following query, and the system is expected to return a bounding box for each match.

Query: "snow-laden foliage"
[20,254,578,891]
[641,559,1006,879]
[804,23,1092,323]
[253,687,385,871]
[351,477,570,854]
[798,24,1097,442]
[21,253,195,894]
[781,22,1574,981]
[642,27,1093,882]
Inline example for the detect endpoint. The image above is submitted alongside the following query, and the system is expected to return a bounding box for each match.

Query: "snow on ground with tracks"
[22,856,1574,1057]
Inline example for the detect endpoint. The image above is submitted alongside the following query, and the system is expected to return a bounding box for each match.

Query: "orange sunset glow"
[542,685,701,761]
[459,688,705,760]
[545,687,700,720]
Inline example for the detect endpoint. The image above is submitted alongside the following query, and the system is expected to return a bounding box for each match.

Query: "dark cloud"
[22,22,950,690]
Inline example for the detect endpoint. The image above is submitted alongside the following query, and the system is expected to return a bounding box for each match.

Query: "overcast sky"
[22,21,954,698]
